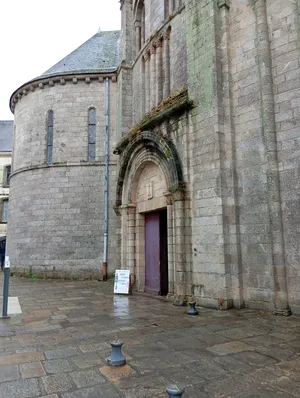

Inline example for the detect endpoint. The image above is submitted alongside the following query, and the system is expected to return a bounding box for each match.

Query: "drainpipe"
[102,77,110,281]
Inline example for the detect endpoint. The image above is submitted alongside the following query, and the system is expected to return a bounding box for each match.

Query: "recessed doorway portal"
[145,209,168,295]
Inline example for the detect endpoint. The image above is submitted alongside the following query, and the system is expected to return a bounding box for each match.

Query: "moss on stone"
[114,88,194,154]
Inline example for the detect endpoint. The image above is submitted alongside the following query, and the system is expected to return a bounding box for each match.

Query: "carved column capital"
[150,45,156,55]
[163,29,171,40]
[172,190,185,202]
[127,204,137,215]
[143,51,150,61]
[164,191,174,205]
[218,0,230,8]
[154,39,163,48]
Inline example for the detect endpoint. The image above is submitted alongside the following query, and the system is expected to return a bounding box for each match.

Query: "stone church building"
[7,0,300,314]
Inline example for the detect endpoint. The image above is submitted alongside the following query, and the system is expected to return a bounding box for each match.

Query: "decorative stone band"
[9,161,118,181]
[10,73,117,113]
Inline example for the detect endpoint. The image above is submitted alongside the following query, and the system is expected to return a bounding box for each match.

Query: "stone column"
[141,57,145,117]
[163,31,170,99]
[155,40,163,104]
[120,205,128,270]
[113,206,122,269]
[173,191,186,299]
[217,0,243,308]
[144,52,150,113]
[150,45,156,109]
[135,22,142,53]
[127,204,136,278]
[165,192,175,295]
[254,0,290,315]
[169,0,174,14]
[135,212,145,291]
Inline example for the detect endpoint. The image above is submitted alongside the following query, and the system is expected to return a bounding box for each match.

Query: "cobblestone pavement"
[1,277,300,397]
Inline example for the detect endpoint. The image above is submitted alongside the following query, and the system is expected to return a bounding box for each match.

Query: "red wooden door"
[145,212,160,294]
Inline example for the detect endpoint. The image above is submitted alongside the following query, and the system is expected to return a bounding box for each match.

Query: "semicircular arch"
[116,131,184,206]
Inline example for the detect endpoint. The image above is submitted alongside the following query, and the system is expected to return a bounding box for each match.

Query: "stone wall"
[0,154,11,236]
[7,79,118,278]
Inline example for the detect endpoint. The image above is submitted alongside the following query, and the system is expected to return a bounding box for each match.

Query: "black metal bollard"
[106,340,126,366]
[166,385,185,397]
[1,265,10,319]
[187,301,198,316]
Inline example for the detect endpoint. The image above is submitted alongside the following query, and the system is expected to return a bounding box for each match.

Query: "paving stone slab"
[100,364,136,382]
[70,368,106,388]
[206,341,256,356]
[44,347,81,359]
[232,351,278,367]
[70,352,105,369]
[0,364,20,382]
[0,352,45,365]
[43,358,76,374]
[19,361,46,378]
[0,378,42,398]
[42,373,75,394]
[61,385,123,398]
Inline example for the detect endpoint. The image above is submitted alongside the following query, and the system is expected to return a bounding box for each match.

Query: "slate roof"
[0,121,13,152]
[42,30,121,78]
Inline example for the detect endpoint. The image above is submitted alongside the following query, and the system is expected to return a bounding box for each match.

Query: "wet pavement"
[1,276,300,397]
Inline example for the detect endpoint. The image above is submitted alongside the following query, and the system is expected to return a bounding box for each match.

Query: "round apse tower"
[7,31,121,279]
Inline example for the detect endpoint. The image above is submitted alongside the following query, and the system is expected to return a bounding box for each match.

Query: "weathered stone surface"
[19,361,46,378]
[43,359,75,374]
[44,348,81,360]
[0,352,45,365]
[42,374,74,394]
[0,378,42,398]
[70,369,106,388]
[6,0,300,314]
[206,341,256,356]
[0,278,300,397]
[0,364,19,382]
[61,385,122,398]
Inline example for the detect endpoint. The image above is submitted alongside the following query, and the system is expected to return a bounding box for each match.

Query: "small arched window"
[88,108,96,161]
[47,110,54,164]
[135,0,145,53]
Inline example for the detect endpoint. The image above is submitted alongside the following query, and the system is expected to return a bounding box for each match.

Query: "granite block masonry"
[7,0,300,313]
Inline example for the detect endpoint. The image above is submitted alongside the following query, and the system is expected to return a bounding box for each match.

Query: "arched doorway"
[114,131,186,299]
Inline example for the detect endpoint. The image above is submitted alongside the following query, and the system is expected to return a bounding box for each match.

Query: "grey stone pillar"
[254,0,290,315]
[113,206,122,270]
[165,193,175,295]
[173,191,186,299]
[144,53,150,113]
[141,57,145,117]
[120,205,128,270]
[150,45,156,109]
[163,32,170,99]
[135,22,142,53]
[156,40,163,104]
[127,204,136,278]
[217,0,243,308]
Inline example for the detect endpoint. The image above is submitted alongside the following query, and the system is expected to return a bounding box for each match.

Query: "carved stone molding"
[218,0,230,8]
[154,39,163,48]
[127,204,137,215]
[10,73,117,113]
[150,45,156,55]
[172,190,185,202]
[164,191,174,205]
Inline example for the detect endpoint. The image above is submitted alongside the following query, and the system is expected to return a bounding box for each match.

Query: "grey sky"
[0,0,121,120]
